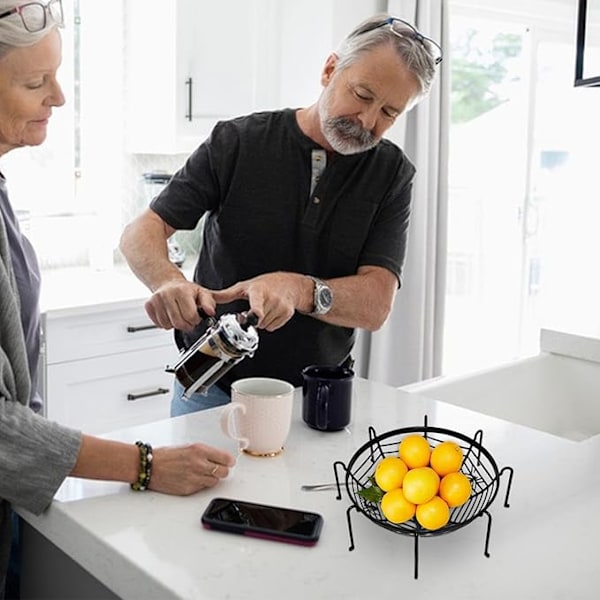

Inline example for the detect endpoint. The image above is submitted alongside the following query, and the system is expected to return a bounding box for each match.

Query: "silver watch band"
[307,275,333,315]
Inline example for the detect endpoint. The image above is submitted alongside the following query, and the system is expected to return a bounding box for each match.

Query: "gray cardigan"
[0,194,82,590]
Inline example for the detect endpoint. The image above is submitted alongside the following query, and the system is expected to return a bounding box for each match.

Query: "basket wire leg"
[481,510,493,557]
[500,465,515,507]
[413,534,419,579]
[346,505,357,551]
[333,461,346,500]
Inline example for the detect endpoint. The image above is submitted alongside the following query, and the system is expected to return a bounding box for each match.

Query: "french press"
[167,311,259,398]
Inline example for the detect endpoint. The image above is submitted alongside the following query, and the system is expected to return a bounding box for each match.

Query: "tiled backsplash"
[123,153,189,225]
[29,151,204,270]
[120,153,204,267]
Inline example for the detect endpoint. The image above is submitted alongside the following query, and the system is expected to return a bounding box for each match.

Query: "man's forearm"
[320,266,398,331]
[120,210,187,292]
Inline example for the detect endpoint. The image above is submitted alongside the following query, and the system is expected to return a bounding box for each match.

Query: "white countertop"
[39,262,195,316]
[541,327,600,364]
[17,378,600,600]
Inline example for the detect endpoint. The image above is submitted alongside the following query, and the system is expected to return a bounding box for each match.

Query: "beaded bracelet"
[131,441,153,491]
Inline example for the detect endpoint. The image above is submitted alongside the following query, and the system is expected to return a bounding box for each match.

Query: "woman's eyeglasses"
[0,0,64,33]
[356,16,443,65]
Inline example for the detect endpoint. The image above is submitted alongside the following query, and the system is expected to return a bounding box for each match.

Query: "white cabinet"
[125,0,282,154]
[124,0,385,154]
[42,304,178,434]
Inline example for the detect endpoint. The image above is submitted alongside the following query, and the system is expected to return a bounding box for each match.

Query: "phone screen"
[201,497,324,546]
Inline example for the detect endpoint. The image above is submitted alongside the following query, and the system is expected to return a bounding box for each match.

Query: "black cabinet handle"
[126,324,159,333]
[127,387,170,401]
[185,77,193,121]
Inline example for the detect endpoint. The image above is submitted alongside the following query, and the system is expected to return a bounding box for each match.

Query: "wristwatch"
[307,276,333,315]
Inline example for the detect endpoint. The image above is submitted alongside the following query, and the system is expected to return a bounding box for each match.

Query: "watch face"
[320,287,333,308]
[318,286,333,310]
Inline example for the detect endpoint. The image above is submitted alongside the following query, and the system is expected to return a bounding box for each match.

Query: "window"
[444,0,600,375]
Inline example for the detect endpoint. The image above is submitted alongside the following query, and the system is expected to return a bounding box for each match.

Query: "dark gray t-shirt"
[0,176,42,411]
[151,109,416,388]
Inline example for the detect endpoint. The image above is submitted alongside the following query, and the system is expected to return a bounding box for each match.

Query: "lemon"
[374,456,408,492]
[415,495,450,530]
[439,471,472,507]
[398,434,431,469]
[402,466,440,505]
[380,488,416,524]
[430,441,464,476]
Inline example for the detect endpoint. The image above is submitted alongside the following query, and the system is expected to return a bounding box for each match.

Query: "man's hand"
[212,272,310,331]
[211,266,397,332]
[145,279,218,331]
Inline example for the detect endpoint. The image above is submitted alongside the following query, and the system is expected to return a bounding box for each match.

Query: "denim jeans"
[2,511,20,600]
[170,379,231,417]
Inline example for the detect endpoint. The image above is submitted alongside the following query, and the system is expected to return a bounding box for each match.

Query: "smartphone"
[201,497,324,546]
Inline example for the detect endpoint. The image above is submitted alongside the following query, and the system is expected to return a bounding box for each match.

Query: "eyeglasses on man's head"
[356,16,443,65]
[0,0,64,33]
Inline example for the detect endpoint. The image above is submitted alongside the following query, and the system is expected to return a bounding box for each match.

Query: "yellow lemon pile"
[375,435,472,531]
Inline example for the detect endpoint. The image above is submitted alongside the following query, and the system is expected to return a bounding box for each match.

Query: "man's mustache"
[328,117,376,147]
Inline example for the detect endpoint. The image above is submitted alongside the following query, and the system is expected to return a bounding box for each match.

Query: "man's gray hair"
[335,13,438,98]
[0,0,55,59]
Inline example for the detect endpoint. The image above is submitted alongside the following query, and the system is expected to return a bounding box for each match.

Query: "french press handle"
[173,308,215,353]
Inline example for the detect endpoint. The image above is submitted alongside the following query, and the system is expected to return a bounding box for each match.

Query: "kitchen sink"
[402,351,600,441]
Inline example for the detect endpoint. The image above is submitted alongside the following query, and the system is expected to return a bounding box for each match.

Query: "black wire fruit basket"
[332,416,514,579]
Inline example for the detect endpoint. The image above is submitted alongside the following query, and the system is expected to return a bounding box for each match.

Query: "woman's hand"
[148,443,236,495]
[71,436,235,496]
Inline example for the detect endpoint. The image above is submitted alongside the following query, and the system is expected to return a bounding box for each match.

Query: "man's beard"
[318,91,379,155]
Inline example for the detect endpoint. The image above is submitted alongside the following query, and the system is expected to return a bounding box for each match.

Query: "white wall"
[278,0,385,107]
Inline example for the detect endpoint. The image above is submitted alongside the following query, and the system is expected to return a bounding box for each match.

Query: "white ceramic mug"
[220,377,294,456]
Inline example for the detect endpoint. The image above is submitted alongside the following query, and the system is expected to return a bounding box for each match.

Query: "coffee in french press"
[167,311,259,398]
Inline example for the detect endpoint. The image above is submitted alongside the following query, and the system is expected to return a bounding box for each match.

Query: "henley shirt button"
[313,197,321,204]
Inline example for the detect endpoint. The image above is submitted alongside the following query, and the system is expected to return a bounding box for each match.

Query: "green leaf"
[357,477,385,503]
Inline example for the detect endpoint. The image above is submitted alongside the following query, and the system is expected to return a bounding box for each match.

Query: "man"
[119,14,442,416]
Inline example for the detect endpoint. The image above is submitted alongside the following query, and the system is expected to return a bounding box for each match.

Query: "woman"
[0,2,235,596]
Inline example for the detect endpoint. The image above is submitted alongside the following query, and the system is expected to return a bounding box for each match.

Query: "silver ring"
[210,464,219,476]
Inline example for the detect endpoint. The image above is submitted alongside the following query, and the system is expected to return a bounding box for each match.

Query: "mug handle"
[316,382,330,431]
[220,402,249,451]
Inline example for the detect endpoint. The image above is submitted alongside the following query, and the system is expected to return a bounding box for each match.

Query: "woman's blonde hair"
[0,0,58,59]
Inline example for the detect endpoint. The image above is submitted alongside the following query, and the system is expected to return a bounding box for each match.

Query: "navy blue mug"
[302,365,354,431]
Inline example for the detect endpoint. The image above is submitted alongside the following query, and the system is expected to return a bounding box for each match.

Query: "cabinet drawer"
[44,305,175,364]
[46,347,176,434]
